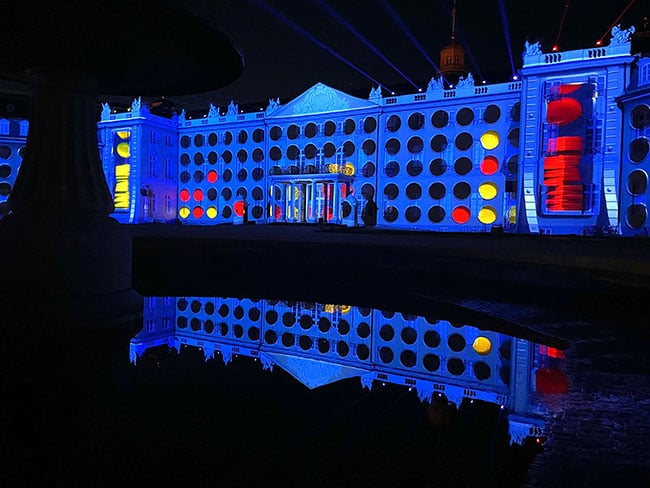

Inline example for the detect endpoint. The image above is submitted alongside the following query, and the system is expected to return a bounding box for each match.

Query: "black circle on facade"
[222,187,232,201]
[190,318,201,331]
[177,298,188,311]
[237,149,247,163]
[253,148,264,163]
[631,104,650,129]
[406,182,422,200]
[282,312,295,327]
[219,322,228,336]
[318,316,331,333]
[236,187,247,198]
[0,164,11,178]
[401,327,417,345]
[287,145,299,160]
[455,132,473,151]
[385,160,400,177]
[222,168,232,182]
[234,305,244,319]
[628,170,648,195]
[408,112,425,130]
[253,128,264,143]
[423,354,440,371]
[400,350,417,367]
[384,183,399,200]
[483,104,501,123]
[627,203,647,228]
[177,316,187,328]
[447,358,465,375]
[508,128,520,147]
[251,206,263,219]
[454,157,472,175]
[386,115,401,132]
[270,126,282,141]
[356,344,370,360]
[190,299,201,313]
[204,302,215,315]
[384,206,398,222]
[430,158,447,176]
[362,139,376,155]
[361,183,375,199]
[324,120,336,136]
[429,182,446,199]
[248,327,260,341]
[510,102,521,121]
[287,124,300,140]
[474,361,491,380]
[380,324,395,341]
[430,134,448,152]
[233,324,244,338]
[448,333,466,351]
[385,138,400,155]
[407,159,423,176]
[282,333,295,347]
[323,142,336,158]
[265,310,278,324]
[343,141,355,157]
[222,206,232,218]
[252,186,264,201]
[238,130,248,144]
[249,307,260,321]
[356,322,370,338]
[208,151,218,164]
[453,182,471,199]
[207,188,217,201]
[364,117,377,133]
[342,201,351,218]
[379,347,394,363]
[270,146,282,161]
[299,314,314,330]
[299,336,313,350]
[431,110,449,128]
[180,153,190,166]
[405,206,421,222]
[423,330,441,348]
[337,319,350,335]
[362,162,376,177]
[180,136,190,148]
[204,320,214,334]
[194,152,204,165]
[208,133,218,146]
[318,338,330,353]
[456,107,475,126]
[428,206,446,223]
[344,118,356,135]
[180,171,190,183]
[222,150,232,164]
[305,122,317,138]
[337,341,350,357]
[224,131,233,145]
[630,137,650,163]
[407,136,424,153]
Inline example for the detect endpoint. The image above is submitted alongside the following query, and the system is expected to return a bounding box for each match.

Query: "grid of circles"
[178,125,266,223]
[0,142,24,205]
[371,312,510,387]
[379,102,514,229]
[622,103,650,232]
[260,300,372,363]
[175,297,263,344]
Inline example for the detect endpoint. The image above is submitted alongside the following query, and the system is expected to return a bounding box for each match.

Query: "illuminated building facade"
[131,296,565,445]
[1,27,647,236]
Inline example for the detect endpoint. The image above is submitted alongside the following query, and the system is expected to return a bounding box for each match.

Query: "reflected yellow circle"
[340,305,351,314]
[116,142,131,158]
[116,130,131,140]
[480,131,500,150]
[344,162,355,176]
[473,336,492,355]
[478,181,498,200]
[478,206,498,224]
[179,206,190,219]
[206,206,218,219]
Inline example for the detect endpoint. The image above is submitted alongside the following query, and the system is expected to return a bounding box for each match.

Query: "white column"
[289,182,295,222]
[332,182,339,223]
[311,182,317,222]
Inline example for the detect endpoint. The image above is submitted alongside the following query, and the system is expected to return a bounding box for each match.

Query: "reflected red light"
[274,204,282,219]
[193,189,204,201]
[552,45,559,51]
[179,189,190,202]
[234,200,245,217]
[535,367,569,394]
[452,206,471,224]
[192,207,204,218]
[207,170,218,183]
[480,156,499,175]
[546,97,582,125]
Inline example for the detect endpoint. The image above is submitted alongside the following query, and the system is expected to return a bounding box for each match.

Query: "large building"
[2,25,649,236]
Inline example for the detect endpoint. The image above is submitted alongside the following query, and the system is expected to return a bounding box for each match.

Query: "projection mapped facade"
[132,296,567,446]
[2,26,649,235]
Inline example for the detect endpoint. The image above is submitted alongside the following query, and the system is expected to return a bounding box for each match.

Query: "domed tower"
[440,0,468,84]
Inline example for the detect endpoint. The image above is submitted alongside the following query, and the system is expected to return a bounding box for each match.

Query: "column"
[289,182,295,222]
[332,182,339,223]
[311,181,317,223]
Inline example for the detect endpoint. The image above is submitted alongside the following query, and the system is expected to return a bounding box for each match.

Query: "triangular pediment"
[268,83,379,117]
[262,352,369,389]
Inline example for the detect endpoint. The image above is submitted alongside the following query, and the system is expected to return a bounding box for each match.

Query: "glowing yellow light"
[114,193,130,209]
[478,206,498,224]
[116,142,131,158]
[480,131,500,150]
[478,181,498,200]
[343,162,355,176]
[206,206,218,219]
[115,164,130,178]
[340,305,351,314]
[328,163,340,173]
[116,130,131,140]
[115,181,129,193]
[324,304,335,313]
[507,205,517,224]
[179,206,190,219]
[472,336,492,355]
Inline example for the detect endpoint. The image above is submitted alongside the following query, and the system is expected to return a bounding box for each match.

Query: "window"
[149,155,158,178]
[641,62,650,86]
[149,131,158,144]
[164,156,173,179]
[165,194,172,214]
[163,318,171,330]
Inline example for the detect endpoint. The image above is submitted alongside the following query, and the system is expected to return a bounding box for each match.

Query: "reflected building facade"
[2,27,650,235]
[132,296,568,445]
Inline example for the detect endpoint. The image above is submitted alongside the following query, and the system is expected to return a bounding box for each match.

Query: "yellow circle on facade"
[179,206,190,219]
[478,206,498,224]
[116,142,131,158]
[472,336,492,355]
[480,131,500,150]
[116,130,131,140]
[478,181,498,200]
[206,206,218,219]
[344,162,355,176]
[340,305,351,314]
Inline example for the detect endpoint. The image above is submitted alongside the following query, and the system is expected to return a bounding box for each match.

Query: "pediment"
[268,82,379,117]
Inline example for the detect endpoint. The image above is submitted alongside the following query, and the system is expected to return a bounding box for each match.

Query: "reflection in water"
[133,296,568,446]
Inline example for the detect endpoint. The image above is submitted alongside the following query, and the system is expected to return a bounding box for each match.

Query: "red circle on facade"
[234,200,245,217]
[274,204,282,219]
[179,189,190,202]
[193,207,204,218]
[480,156,499,175]
[193,189,204,201]
[207,170,218,183]
[452,205,471,224]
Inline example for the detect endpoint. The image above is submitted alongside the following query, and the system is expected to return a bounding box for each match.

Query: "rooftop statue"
[427,76,444,93]
[523,40,543,58]
[368,85,382,101]
[131,96,141,112]
[101,102,111,120]
[227,100,238,116]
[208,103,219,118]
[266,97,280,113]
[457,72,474,89]
[611,24,635,44]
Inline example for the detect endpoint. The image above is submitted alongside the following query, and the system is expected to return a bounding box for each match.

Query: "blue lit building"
[0,118,28,215]
[1,26,647,236]
[132,296,565,445]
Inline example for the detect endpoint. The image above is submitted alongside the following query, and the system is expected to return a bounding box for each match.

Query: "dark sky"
[166,0,647,113]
